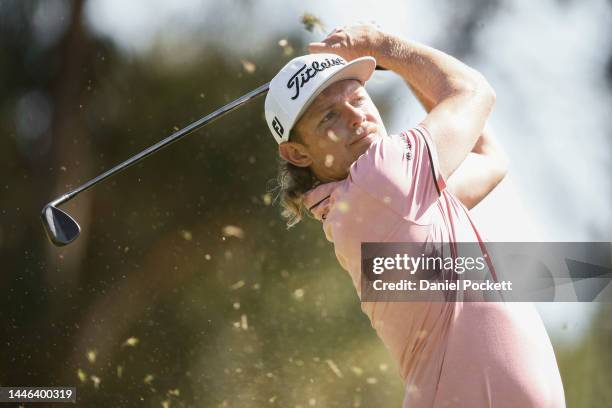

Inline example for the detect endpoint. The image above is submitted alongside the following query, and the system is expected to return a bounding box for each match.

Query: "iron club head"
[41,203,81,246]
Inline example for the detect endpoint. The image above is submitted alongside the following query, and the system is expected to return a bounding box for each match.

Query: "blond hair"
[272,130,319,228]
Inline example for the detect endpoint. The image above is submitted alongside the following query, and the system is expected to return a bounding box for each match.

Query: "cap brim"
[293,56,377,128]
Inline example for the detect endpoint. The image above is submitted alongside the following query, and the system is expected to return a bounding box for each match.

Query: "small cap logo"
[272,116,284,138]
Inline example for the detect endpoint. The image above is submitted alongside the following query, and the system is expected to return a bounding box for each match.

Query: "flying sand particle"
[86,349,97,364]
[327,130,339,142]
[230,280,245,290]
[91,375,101,389]
[123,337,139,347]
[336,201,349,213]
[326,359,343,378]
[301,12,325,33]
[351,366,364,376]
[240,60,256,74]
[293,288,305,301]
[222,225,245,239]
[278,38,294,56]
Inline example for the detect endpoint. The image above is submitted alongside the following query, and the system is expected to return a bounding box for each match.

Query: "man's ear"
[278,142,313,167]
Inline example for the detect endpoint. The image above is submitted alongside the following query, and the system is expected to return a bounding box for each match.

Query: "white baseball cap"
[264,53,376,144]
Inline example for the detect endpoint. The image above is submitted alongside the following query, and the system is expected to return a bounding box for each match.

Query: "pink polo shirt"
[303,126,565,407]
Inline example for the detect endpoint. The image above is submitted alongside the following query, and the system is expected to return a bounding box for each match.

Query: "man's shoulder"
[350,132,414,174]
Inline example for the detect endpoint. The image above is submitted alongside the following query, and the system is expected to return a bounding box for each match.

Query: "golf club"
[41,82,270,246]
[41,65,387,246]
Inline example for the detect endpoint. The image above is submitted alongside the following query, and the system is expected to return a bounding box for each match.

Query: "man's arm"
[408,83,508,209]
[446,130,508,209]
[309,25,496,180]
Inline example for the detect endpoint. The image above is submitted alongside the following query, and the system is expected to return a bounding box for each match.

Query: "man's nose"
[344,102,366,129]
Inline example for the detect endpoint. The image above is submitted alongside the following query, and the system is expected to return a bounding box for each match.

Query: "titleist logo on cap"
[287,57,346,100]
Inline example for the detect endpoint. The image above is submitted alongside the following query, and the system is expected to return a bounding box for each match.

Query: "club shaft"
[52,82,270,207]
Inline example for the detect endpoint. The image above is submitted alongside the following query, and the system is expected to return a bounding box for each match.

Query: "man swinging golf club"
[265,25,565,407]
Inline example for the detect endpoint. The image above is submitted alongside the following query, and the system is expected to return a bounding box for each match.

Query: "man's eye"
[321,111,335,124]
[353,97,366,106]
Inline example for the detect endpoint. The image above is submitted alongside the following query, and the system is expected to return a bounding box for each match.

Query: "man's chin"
[356,132,380,150]
[349,134,377,162]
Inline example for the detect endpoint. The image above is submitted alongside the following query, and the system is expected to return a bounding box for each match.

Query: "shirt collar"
[303,181,341,221]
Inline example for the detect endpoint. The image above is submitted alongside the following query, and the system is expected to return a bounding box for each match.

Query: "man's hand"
[308,24,383,61]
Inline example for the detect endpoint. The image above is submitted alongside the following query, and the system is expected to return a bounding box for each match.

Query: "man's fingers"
[308,42,329,53]
[323,33,345,42]
[309,33,346,52]
[327,26,344,36]
[308,42,344,55]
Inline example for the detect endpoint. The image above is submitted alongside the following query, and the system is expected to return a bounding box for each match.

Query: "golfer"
[265,25,565,407]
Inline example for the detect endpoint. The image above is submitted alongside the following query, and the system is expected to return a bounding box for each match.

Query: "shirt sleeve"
[348,124,446,221]
[412,125,447,194]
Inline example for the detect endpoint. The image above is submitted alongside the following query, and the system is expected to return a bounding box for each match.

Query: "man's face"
[279,79,387,182]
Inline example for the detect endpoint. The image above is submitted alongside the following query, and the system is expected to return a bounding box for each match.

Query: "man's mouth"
[349,127,376,146]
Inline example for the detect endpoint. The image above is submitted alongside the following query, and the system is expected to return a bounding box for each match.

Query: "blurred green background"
[1,0,611,406]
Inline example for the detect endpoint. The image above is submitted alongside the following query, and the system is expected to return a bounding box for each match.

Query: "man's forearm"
[372,33,490,106]
[447,129,509,209]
